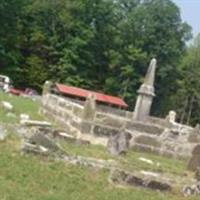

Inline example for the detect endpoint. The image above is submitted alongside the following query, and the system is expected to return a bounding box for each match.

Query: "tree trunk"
[186,95,195,125]
[180,96,188,124]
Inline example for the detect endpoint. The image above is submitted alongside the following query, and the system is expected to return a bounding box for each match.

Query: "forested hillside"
[1,0,198,123]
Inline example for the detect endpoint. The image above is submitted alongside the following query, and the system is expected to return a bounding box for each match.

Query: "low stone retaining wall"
[41,93,197,159]
[41,94,127,144]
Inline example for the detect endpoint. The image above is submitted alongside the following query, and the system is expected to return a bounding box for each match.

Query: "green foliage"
[169,34,200,125]
[0,0,24,74]
[0,0,192,113]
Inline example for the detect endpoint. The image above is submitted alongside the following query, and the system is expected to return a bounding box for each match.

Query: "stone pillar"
[81,94,96,134]
[133,58,157,121]
[42,80,53,96]
[40,81,53,115]
[82,93,96,121]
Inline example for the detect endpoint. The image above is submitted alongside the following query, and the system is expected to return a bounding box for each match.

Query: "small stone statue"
[166,110,176,124]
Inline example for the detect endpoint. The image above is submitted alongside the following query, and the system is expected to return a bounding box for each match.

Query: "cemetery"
[1,58,200,199]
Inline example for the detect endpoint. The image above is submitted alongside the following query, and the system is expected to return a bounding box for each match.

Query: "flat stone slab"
[109,169,171,191]
[28,132,62,153]
[20,120,52,127]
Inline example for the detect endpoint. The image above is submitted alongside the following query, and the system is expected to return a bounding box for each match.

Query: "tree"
[0,0,25,75]
[169,34,200,125]
[0,0,192,116]
[16,0,87,90]
[102,0,191,109]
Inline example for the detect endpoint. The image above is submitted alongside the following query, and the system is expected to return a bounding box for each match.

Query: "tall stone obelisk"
[133,58,157,121]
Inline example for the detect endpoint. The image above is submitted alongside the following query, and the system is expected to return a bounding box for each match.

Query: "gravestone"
[188,145,200,171]
[195,167,200,181]
[194,124,200,134]
[188,124,200,143]
[107,128,132,155]
[82,93,96,121]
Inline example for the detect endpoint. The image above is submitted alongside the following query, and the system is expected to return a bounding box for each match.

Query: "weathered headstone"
[195,167,200,181]
[194,124,200,134]
[188,145,200,171]
[107,129,131,156]
[188,124,200,143]
[82,93,96,121]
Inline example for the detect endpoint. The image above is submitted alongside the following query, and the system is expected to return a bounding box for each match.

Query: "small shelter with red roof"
[53,83,128,109]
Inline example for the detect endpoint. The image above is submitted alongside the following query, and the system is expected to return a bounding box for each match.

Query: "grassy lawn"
[0,91,43,123]
[0,136,198,200]
[0,91,198,200]
[117,150,187,175]
[60,140,187,175]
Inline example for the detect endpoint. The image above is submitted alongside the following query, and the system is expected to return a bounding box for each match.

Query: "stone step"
[126,121,164,136]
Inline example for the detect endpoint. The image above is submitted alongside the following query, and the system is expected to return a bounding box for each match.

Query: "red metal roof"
[55,83,128,108]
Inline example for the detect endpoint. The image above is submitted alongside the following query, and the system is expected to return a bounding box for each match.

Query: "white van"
[0,75,10,92]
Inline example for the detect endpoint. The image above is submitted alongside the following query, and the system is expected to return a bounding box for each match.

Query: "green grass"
[60,140,187,176]
[0,92,198,200]
[0,136,198,200]
[117,150,187,175]
[0,91,43,123]
[60,140,112,159]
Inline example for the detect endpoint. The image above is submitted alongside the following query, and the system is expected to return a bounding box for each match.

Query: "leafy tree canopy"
[0,0,192,118]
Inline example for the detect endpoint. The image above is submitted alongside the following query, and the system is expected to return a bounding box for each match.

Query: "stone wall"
[41,93,127,145]
[97,104,132,118]
[52,92,132,118]
[148,116,170,128]
[41,93,83,132]
[41,93,198,159]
